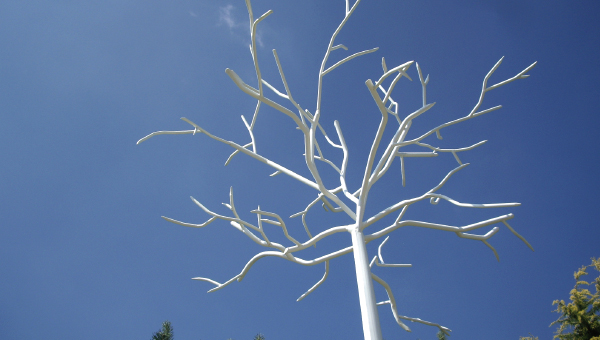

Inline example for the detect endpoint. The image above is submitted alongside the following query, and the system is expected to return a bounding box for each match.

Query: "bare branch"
[252,208,302,246]
[375,60,414,88]
[487,61,537,91]
[365,213,533,261]
[503,220,535,251]
[370,103,436,186]
[428,193,520,209]
[373,273,452,335]
[137,129,195,145]
[367,214,514,241]
[225,69,306,131]
[261,79,289,99]
[428,163,469,193]
[327,120,358,205]
[416,62,429,107]
[297,261,329,301]
[365,164,469,228]
[315,0,363,118]
[331,44,348,51]
[371,273,411,332]
[375,236,412,268]
[405,58,536,145]
[241,115,257,153]
[179,117,319,190]
[139,2,535,337]
[196,245,354,294]
[413,140,486,166]
[322,47,379,76]
[272,49,307,118]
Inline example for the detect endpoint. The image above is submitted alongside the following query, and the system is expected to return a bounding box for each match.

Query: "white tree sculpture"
[138,1,536,339]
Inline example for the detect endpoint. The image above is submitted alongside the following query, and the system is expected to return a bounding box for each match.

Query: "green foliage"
[519,334,539,340]
[437,330,449,339]
[149,320,263,340]
[551,257,600,340]
[152,320,174,340]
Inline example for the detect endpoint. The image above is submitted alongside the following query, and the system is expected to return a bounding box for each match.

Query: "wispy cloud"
[218,4,266,47]
[219,5,237,29]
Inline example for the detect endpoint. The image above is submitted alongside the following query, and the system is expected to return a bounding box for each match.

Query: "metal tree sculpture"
[138,1,535,339]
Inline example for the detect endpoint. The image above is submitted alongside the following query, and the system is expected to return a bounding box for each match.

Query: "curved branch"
[180,117,319,190]
[251,208,302,246]
[225,69,306,132]
[375,236,412,268]
[373,273,455,335]
[137,129,195,145]
[366,214,516,242]
[404,58,536,145]
[365,213,533,261]
[371,273,411,332]
[364,164,469,228]
[427,193,520,209]
[290,188,345,240]
[196,246,354,293]
[297,261,329,301]
[322,47,379,76]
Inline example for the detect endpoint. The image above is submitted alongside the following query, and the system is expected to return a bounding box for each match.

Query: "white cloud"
[219,5,237,29]
[218,4,265,47]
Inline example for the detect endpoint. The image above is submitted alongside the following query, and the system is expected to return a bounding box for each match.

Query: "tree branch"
[297,261,329,301]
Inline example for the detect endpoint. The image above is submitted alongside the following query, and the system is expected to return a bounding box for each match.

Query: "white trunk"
[351,227,383,340]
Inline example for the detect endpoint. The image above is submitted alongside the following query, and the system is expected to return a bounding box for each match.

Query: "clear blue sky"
[1,1,598,339]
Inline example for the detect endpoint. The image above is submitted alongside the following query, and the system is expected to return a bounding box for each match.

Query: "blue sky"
[1,1,599,339]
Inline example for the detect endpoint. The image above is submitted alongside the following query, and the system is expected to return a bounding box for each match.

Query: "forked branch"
[139,0,535,338]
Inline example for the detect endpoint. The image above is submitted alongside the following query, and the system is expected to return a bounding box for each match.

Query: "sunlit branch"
[332,44,348,51]
[241,115,257,153]
[370,212,510,240]
[312,137,342,174]
[139,1,535,338]
[413,140,487,166]
[375,60,414,88]
[196,245,354,293]
[370,102,436,186]
[222,1,273,165]
[176,117,318,190]
[272,49,306,117]
[371,273,411,332]
[405,58,536,145]
[137,129,195,144]
[364,164,469,228]
[416,62,429,107]
[503,220,534,251]
[322,47,379,76]
[252,208,302,246]
[365,214,533,261]
[375,236,412,268]
[225,68,307,132]
[161,193,286,253]
[225,142,252,166]
[373,274,451,335]
[297,261,329,301]
[357,78,395,221]
[335,120,358,204]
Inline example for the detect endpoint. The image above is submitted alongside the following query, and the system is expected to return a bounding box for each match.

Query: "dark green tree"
[551,257,600,340]
[253,333,265,340]
[437,330,449,339]
[519,334,539,340]
[152,320,174,340]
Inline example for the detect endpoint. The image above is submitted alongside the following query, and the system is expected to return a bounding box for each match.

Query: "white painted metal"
[138,0,536,339]
[351,226,383,340]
